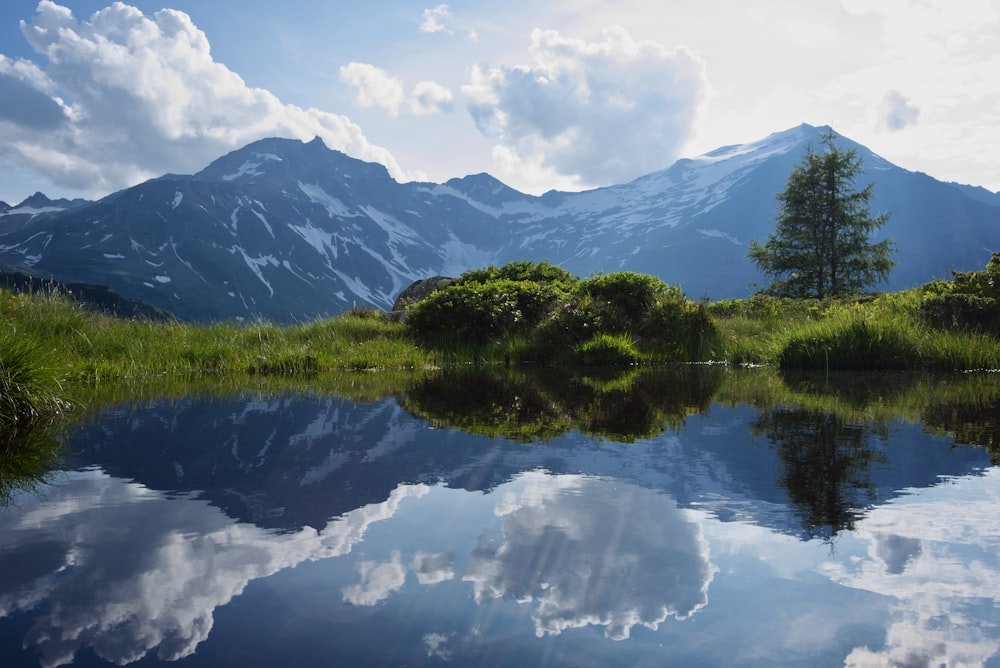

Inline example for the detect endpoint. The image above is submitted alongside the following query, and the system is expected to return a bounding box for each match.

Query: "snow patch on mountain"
[298,182,355,218]
[232,247,278,297]
[439,234,496,275]
[698,229,743,245]
[333,268,381,306]
[290,221,338,262]
[172,192,183,209]
[424,185,502,217]
[1,205,64,217]
[223,160,264,182]
[251,209,274,238]
[360,206,420,248]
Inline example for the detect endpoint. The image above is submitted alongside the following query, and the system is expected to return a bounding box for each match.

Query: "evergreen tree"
[748,130,896,298]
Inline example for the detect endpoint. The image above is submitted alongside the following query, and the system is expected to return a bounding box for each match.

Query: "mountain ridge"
[0,124,997,322]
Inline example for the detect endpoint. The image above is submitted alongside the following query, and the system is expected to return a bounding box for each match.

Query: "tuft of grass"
[0,333,72,427]
[568,333,642,366]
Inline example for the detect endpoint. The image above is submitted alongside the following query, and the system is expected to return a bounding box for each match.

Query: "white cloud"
[822,468,1000,666]
[410,80,454,115]
[412,551,456,584]
[0,2,408,197]
[462,25,708,191]
[423,632,454,660]
[463,472,716,640]
[420,4,454,35]
[343,550,408,606]
[340,63,453,116]
[340,63,454,117]
[879,90,920,131]
[339,62,407,116]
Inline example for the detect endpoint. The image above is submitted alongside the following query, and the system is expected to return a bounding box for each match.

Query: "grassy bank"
[0,288,438,426]
[4,258,1000,429]
[2,288,436,381]
[709,290,1000,371]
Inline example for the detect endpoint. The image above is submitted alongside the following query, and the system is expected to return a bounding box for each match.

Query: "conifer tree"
[748,130,896,298]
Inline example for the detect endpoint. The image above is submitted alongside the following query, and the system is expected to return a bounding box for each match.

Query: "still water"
[2,367,1000,667]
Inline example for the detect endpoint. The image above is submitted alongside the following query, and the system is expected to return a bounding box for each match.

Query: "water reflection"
[0,468,429,667]
[826,469,1000,665]
[751,407,884,537]
[400,365,723,442]
[2,368,1000,666]
[465,472,714,640]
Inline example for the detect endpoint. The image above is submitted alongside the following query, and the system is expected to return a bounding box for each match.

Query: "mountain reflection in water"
[2,367,1000,667]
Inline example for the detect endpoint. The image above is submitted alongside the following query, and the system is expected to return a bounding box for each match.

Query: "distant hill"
[0,124,997,322]
[0,266,173,321]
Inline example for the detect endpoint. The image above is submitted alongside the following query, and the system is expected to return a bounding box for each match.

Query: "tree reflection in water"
[399,364,724,443]
[751,406,885,538]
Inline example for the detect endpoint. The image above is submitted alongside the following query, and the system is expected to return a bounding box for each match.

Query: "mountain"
[0,124,998,322]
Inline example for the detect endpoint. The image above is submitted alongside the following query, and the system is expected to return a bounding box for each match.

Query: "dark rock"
[392,276,455,313]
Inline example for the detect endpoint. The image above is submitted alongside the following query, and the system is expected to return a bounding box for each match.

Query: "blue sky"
[1,1,999,203]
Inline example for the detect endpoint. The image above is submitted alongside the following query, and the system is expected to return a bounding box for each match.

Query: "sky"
[1,0,999,204]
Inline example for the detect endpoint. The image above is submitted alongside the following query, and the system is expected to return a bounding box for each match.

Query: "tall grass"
[0,332,72,427]
[2,290,437,383]
[711,291,1000,371]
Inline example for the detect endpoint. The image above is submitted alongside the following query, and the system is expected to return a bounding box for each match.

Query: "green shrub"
[581,272,668,323]
[922,293,999,332]
[569,333,641,366]
[405,279,561,345]
[643,296,718,360]
[458,261,577,288]
[919,252,1000,333]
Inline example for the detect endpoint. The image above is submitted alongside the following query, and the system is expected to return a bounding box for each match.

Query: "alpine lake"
[3,365,1000,668]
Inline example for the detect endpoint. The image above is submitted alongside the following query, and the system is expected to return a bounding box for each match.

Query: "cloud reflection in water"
[464,471,717,640]
[0,469,428,667]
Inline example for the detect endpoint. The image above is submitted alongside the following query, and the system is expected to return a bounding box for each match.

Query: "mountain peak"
[11,191,91,211]
[194,135,392,185]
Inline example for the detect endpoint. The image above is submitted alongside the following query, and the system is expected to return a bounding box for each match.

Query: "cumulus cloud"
[462,26,708,190]
[0,470,428,667]
[339,62,408,116]
[463,472,716,640]
[412,551,456,584]
[879,90,920,131]
[410,80,455,115]
[343,551,408,606]
[420,5,454,35]
[0,1,408,196]
[423,632,454,660]
[340,63,454,117]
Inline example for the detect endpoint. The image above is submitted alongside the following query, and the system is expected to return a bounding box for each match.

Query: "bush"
[581,272,668,325]
[405,263,714,363]
[643,295,718,359]
[458,261,577,288]
[405,279,561,345]
[920,252,1000,333]
[922,293,998,332]
[569,334,641,366]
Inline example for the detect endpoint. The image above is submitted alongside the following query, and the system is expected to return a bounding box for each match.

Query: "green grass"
[2,291,437,382]
[710,290,1000,371]
[3,279,1000,432]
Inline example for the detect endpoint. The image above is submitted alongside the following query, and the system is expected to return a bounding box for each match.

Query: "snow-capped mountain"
[0,124,998,322]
